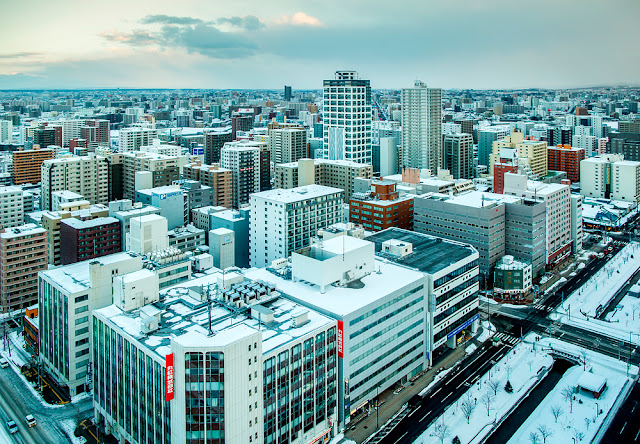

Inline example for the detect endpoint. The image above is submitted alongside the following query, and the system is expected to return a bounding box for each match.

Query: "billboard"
[166,353,175,401]
[337,320,344,358]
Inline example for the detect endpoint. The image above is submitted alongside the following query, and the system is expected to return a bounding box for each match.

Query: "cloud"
[140,15,206,26]
[100,30,156,46]
[163,23,257,58]
[275,12,323,27]
[0,52,43,59]
[217,15,264,31]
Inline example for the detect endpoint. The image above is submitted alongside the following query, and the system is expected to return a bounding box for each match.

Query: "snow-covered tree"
[488,378,501,396]
[551,404,563,423]
[460,395,475,424]
[529,431,540,444]
[480,389,495,416]
[537,425,552,443]
[433,422,449,444]
[562,386,575,413]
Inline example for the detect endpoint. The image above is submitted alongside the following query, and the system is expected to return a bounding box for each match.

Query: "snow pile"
[418,365,459,397]
[476,321,496,343]
[414,333,553,444]
[605,294,640,331]
[553,242,640,343]
[59,419,87,444]
[329,433,356,444]
[506,337,635,444]
[465,344,478,355]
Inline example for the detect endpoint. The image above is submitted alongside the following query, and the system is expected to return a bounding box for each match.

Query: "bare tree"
[537,425,552,443]
[632,303,640,321]
[506,365,512,380]
[562,386,575,413]
[573,428,585,442]
[488,378,501,396]
[584,417,591,430]
[580,348,588,370]
[480,389,495,416]
[432,422,449,444]
[460,395,475,424]
[550,404,563,423]
[529,431,540,444]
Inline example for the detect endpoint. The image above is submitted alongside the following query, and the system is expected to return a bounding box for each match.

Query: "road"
[378,333,520,444]
[601,380,640,443]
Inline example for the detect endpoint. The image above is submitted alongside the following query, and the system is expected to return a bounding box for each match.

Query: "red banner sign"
[166,353,174,401]
[337,320,344,358]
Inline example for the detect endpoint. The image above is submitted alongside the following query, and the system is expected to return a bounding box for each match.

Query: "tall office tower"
[0,186,33,228]
[477,126,511,168]
[443,133,474,179]
[32,124,60,148]
[401,80,442,171]
[0,224,48,312]
[284,85,292,101]
[221,141,262,208]
[12,147,54,185]
[203,128,232,164]
[183,164,233,208]
[0,120,12,142]
[250,185,344,267]
[41,155,110,210]
[118,127,159,152]
[268,126,308,164]
[322,70,372,164]
[260,144,271,192]
[121,151,181,200]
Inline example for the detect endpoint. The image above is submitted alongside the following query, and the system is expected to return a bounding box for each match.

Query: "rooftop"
[419,190,521,208]
[61,216,119,229]
[366,228,478,276]
[252,185,344,203]
[0,223,46,239]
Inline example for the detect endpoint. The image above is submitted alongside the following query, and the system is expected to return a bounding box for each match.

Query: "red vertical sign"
[166,353,174,401]
[337,320,344,358]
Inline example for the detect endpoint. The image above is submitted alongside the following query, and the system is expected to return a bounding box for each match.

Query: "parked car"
[25,414,36,427]
[6,419,18,434]
[0,357,8,369]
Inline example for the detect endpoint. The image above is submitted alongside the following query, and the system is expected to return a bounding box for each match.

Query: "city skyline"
[1,0,640,90]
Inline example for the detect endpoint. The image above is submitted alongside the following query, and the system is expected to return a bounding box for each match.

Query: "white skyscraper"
[0,120,12,143]
[401,80,442,171]
[221,141,262,208]
[322,70,372,164]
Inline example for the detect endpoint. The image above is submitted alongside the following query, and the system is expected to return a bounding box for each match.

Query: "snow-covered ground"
[413,335,638,444]
[507,337,636,444]
[552,242,640,344]
[605,294,640,330]
[414,333,554,444]
[60,419,87,444]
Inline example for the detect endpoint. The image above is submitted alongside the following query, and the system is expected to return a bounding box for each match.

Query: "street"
[601,380,640,443]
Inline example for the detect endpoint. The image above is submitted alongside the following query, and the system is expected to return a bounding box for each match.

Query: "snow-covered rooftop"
[576,371,607,393]
[252,185,344,203]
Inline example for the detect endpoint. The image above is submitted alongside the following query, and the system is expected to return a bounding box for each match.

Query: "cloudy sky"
[0,0,638,90]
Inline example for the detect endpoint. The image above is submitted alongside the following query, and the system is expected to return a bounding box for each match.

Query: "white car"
[0,357,8,369]
[25,415,36,428]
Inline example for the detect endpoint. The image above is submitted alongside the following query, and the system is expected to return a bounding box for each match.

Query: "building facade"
[221,142,263,208]
[60,217,122,265]
[401,80,442,171]
[12,147,54,185]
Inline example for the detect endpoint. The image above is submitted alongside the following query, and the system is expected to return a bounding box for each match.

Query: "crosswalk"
[532,302,553,312]
[493,332,519,346]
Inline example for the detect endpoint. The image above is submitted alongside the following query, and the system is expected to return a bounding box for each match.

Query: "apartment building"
[12,147,54,185]
[0,186,33,228]
[401,80,442,171]
[349,181,414,231]
[183,163,233,208]
[268,126,308,164]
[60,217,122,265]
[121,151,182,200]
[547,145,585,183]
[221,142,263,208]
[118,127,159,152]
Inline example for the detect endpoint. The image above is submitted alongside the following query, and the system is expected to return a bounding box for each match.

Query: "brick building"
[547,144,585,183]
[349,181,414,231]
[60,217,121,265]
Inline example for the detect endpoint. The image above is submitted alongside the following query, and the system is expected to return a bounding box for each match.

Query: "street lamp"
[595,402,599,416]
[628,332,639,377]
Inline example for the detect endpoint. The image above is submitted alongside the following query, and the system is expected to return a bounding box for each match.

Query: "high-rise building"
[12,147,54,185]
[401,80,442,171]
[349,181,413,231]
[322,71,372,164]
[477,126,511,168]
[0,120,12,143]
[0,186,33,228]
[120,151,182,200]
[231,114,254,140]
[579,154,624,199]
[268,126,308,164]
[443,133,474,179]
[611,160,640,202]
[490,129,548,180]
[284,85,292,101]
[40,155,110,210]
[250,185,344,268]
[84,119,110,146]
[221,141,263,208]
[118,127,159,152]
[183,163,233,209]
[32,124,61,148]
[0,224,48,312]
[60,217,122,265]
[547,145,585,183]
[203,128,232,164]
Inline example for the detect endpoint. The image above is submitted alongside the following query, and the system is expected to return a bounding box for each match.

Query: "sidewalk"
[344,346,467,443]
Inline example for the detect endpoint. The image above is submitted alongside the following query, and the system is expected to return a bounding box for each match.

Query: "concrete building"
[118,127,159,152]
[247,230,479,427]
[349,181,414,231]
[121,151,182,200]
[209,227,235,269]
[570,194,583,253]
[12,147,54,185]
[190,205,227,231]
[401,80,442,171]
[268,126,308,164]
[203,128,232,164]
[182,163,233,208]
[490,129,548,180]
[493,255,533,300]
[0,186,33,228]
[51,190,86,211]
[477,126,511,168]
[273,158,373,201]
[60,217,122,265]
[40,155,109,210]
[108,199,162,250]
[135,186,188,230]
[210,208,250,268]
[168,224,206,253]
[39,252,144,395]
[503,174,572,267]
[221,141,263,208]
[0,224,47,312]
[443,133,474,179]
[547,145,585,183]
[250,185,344,268]
[93,275,337,444]
[611,160,640,202]
[580,154,625,200]
[129,214,169,255]
[572,134,599,157]
[322,71,372,164]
